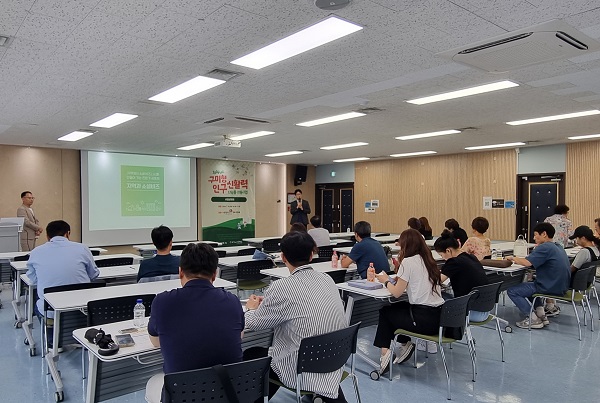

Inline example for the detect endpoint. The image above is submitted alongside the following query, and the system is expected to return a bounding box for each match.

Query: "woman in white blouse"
[374,229,444,373]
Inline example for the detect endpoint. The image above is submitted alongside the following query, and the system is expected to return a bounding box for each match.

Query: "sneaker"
[545,305,561,317]
[379,350,391,374]
[393,341,415,364]
[516,317,544,329]
[416,339,438,354]
[537,313,550,326]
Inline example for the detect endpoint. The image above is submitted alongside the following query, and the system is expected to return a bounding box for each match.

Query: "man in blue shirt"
[26,220,100,316]
[137,225,180,282]
[341,221,389,278]
[506,222,570,329]
[145,243,244,403]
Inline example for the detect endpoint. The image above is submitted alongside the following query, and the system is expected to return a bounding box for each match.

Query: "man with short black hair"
[244,231,347,402]
[17,191,42,251]
[137,225,180,282]
[26,220,99,316]
[290,188,311,226]
[146,243,244,402]
[308,215,330,247]
[506,222,570,329]
[341,221,389,278]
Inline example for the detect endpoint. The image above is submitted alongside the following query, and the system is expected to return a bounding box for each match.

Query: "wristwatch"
[384,280,391,288]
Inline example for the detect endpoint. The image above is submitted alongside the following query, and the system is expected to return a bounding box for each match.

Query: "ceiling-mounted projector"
[214,138,241,148]
[315,0,350,11]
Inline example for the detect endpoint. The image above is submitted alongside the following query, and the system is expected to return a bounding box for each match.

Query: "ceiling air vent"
[0,35,14,47]
[201,113,279,129]
[437,20,600,73]
[356,107,384,114]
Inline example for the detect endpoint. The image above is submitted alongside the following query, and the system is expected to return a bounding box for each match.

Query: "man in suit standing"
[290,189,310,226]
[17,191,42,251]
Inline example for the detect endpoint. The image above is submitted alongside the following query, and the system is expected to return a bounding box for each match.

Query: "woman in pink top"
[461,217,491,261]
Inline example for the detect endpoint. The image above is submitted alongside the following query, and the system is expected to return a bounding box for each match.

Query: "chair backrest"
[325,270,347,284]
[13,254,30,261]
[138,274,179,283]
[469,282,503,313]
[439,293,475,329]
[297,322,360,374]
[95,257,134,267]
[374,233,391,237]
[215,249,226,258]
[572,266,593,292]
[579,261,599,288]
[262,238,281,253]
[350,236,357,244]
[317,245,334,259]
[163,357,272,403]
[237,248,257,256]
[91,250,100,256]
[87,294,155,326]
[334,241,354,248]
[310,257,331,264]
[43,282,106,312]
[170,244,187,251]
[237,260,275,281]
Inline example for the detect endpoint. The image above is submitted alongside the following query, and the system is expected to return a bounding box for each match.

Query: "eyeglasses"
[24,196,35,199]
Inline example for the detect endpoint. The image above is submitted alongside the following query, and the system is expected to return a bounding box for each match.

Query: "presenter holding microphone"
[17,191,42,251]
[290,189,311,226]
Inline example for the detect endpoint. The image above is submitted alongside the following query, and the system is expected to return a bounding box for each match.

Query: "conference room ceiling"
[1,0,600,165]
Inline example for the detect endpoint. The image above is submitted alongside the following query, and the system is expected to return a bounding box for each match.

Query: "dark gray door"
[516,174,564,242]
[321,189,334,232]
[340,189,353,232]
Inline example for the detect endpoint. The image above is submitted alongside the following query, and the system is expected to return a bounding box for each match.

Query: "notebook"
[347,279,384,290]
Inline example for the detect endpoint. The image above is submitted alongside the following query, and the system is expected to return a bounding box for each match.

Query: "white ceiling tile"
[15,13,76,45]
[93,0,161,22]
[128,7,200,44]
[30,0,98,22]
[160,0,226,18]
[0,7,29,36]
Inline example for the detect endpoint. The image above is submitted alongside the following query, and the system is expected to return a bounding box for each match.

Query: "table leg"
[22,283,36,355]
[46,310,64,399]
[85,351,98,403]
[343,293,382,374]
[11,269,26,326]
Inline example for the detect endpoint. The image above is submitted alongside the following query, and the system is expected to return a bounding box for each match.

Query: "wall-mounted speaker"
[294,165,308,186]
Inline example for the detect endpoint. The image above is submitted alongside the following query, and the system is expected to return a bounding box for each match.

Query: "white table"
[133,241,220,258]
[43,277,236,402]
[260,261,356,279]
[89,247,108,255]
[334,245,444,262]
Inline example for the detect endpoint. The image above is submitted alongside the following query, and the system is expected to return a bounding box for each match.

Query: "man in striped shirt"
[244,231,348,402]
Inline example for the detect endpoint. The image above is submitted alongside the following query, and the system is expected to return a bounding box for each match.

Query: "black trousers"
[373,301,442,347]
[243,347,347,403]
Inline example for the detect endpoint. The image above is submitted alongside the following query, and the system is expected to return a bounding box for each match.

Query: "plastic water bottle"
[347,227,351,233]
[133,299,146,328]
[367,262,376,282]
[331,251,338,268]
[491,249,501,260]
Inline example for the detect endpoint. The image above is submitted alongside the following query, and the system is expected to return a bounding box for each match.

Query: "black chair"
[236,260,275,295]
[350,236,357,244]
[216,250,226,258]
[325,270,347,284]
[466,282,505,369]
[390,293,476,400]
[237,248,257,256]
[13,254,30,261]
[262,238,281,253]
[90,250,100,256]
[310,257,331,264]
[95,257,134,267]
[170,244,187,251]
[317,246,334,259]
[271,322,362,403]
[335,241,354,248]
[163,357,272,403]
[87,294,155,326]
[374,233,390,237]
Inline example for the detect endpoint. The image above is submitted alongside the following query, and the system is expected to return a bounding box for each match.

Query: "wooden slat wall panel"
[566,141,600,228]
[353,150,517,240]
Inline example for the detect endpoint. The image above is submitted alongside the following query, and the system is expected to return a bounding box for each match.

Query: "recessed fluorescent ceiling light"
[333,157,370,163]
[568,133,600,140]
[231,16,363,69]
[395,129,460,140]
[230,131,275,140]
[465,142,525,150]
[390,151,437,157]
[297,112,365,127]
[57,130,95,142]
[320,142,368,150]
[506,110,600,125]
[406,80,519,105]
[149,76,226,103]
[265,151,303,157]
[177,143,214,151]
[90,113,138,128]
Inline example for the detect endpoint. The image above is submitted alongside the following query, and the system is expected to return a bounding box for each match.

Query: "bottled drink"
[133,299,146,328]
[367,262,375,282]
[331,251,338,268]
[347,227,351,233]
[491,249,501,260]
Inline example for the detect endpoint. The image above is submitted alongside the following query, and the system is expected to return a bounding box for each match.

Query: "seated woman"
[461,216,491,260]
[444,218,468,246]
[418,216,433,240]
[434,230,489,322]
[374,229,444,373]
[407,217,421,232]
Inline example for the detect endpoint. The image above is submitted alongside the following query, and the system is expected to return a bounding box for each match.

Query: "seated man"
[307,215,330,248]
[137,225,180,282]
[244,231,348,402]
[26,220,100,318]
[146,243,244,402]
[506,223,570,329]
[341,221,389,278]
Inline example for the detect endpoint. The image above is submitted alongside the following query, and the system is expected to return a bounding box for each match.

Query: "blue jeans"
[507,282,542,315]
[469,310,490,322]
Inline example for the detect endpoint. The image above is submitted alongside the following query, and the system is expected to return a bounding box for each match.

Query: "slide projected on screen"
[82,151,197,246]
